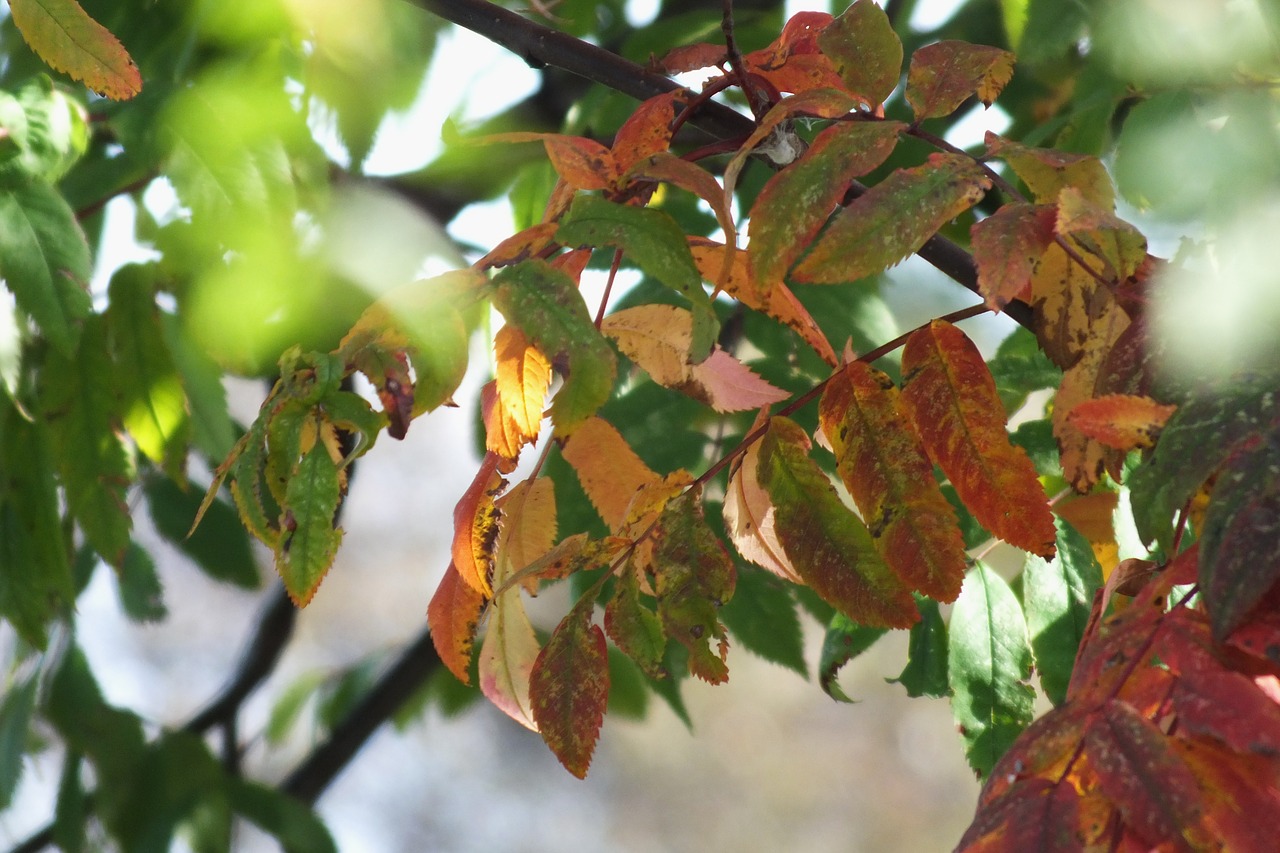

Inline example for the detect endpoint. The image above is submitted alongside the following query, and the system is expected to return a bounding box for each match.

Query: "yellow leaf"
[560,416,661,531]
[10,0,142,100]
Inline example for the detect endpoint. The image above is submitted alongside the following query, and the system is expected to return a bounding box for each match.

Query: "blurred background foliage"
[1,0,1278,850]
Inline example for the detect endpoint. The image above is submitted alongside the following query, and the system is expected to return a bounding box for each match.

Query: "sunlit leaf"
[488,324,551,458]
[530,595,608,778]
[758,416,917,627]
[428,564,486,684]
[819,614,886,702]
[901,320,1055,557]
[723,419,802,584]
[1064,394,1176,452]
[560,416,661,532]
[792,154,991,285]
[9,0,142,100]
[492,259,616,432]
[906,41,1015,120]
[820,360,968,601]
[949,562,1036,778]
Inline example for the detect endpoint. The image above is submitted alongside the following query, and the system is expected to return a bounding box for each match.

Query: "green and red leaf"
[530,595,609,778]
[9,0,142,100]
[906,41,1015,121]
[901,320,1055,557]
[971,203,1057,311]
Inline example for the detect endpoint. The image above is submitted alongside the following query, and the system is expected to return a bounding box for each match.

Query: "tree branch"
[411,0,1035,333]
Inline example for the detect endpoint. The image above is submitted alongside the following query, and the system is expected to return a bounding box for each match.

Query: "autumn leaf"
[906,41,1015,121]
[449,452,505,596]
[429,564,486,684]
[491,259,616,431]
[792,154,992,285]
[747,120,904,296]
[1052,304,1132,490]
[724,413,802,584]
[488,324,552,457]
[469,132,619,191]
[625,153,734,249]
[475,223,559,270]
[604,565,666,679]
[900,320,1055,557]
[10,0,142,100]
[601,304,789,412]
[611,91,684,173]
[1064,394,1176,452]
[817,0,902,107]
[758,417,917,627]
[985,133,1115,208]
[818,360,967,601]
[971,203,1057,311]
[559,416,661,532]
[742,11,843,96]
[530,595,609,778]
[479,478,557,730]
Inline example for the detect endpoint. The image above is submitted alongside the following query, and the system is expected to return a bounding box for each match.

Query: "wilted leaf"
[820,360,968,601]
[758,416,917,627]
[428,564,486,684]
[792,154,991,285]
[949,562,1036,778]
[748,120,904,294]
[724,420,802,584]
[901,320,1055,557]
[560,416,661,532]
[9,0,142,100]
[817,0,903,106]
[530,596,609,778]
[491,259,616,431]
[449,452,504,596]
[1052,303,1132,490]
[971,203,1057,311]
[906,41,1015,120]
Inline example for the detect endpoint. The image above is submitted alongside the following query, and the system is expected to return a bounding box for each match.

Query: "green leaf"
[1129,376,1279,549]
[275,440,343,607]
[265,672,326,745]
[108,732,223,853]
[530,595,609,778]
[0,178,91,355]
[0,75,90,182]
[604,565,666,678]
[492,260,617,430]
[748,120,904,292]
[605,648,650,720]
[817,0,903,107]
[721,566,807,678]
[1023,518,1103,705]
[988,327,1060,415]
[228,779,337,853]
[144,474,259,589]
[948,562,1036,778]
[1018,0,1088,62]
[557,194,717,360]
[42,314,132,566]
[115,541,166,622]
[107,265,189,480]
[758,417,917,628]
[0,400,73,647]
[819,614,887,702]
[891,598,950,698]
[8,0,142,100]
[53,752,87,853]
[0,673,38,809]
[651,490,737,684]
[792,154,991,285]
[161,312,238,462]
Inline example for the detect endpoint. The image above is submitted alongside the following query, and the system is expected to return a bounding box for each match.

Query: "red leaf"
[747,120,903,297]
[819,361,967,601]
[900,320,1055,557]
[10,0,142,100]
[1065,394,1177,452]
[449,452,505,596]
[1171,667,1280,757]
[529,597,609,778]
[958,779,1094,853]
[611,91,684,173]
[1084,700,1212,851]
[971,203,1056,311]
[1173,736,1280,853]
[906,41,1014,121]
[428,564,486,684]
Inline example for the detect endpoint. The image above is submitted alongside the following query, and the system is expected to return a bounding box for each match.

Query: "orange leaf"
[1065,394,1176,452]
[656,42,728,74]
[449,452,505,595]
[690,240,837,366]
[901,320,1055,557]
[475,223,559,270]
[479,478,557,730]
[723,412,803,583]
[971,203,1057,311]
[819,361,967,601]
[1053,304,1132,490]
[744,14,844,95]
[10,0,142,100]
[530,596,609,778]
[428,564,486,684]
[559,416,661,531]
[625,153,734,249]
[490,324,551,456]
[611,90,684,173]
[469,132,620,191]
